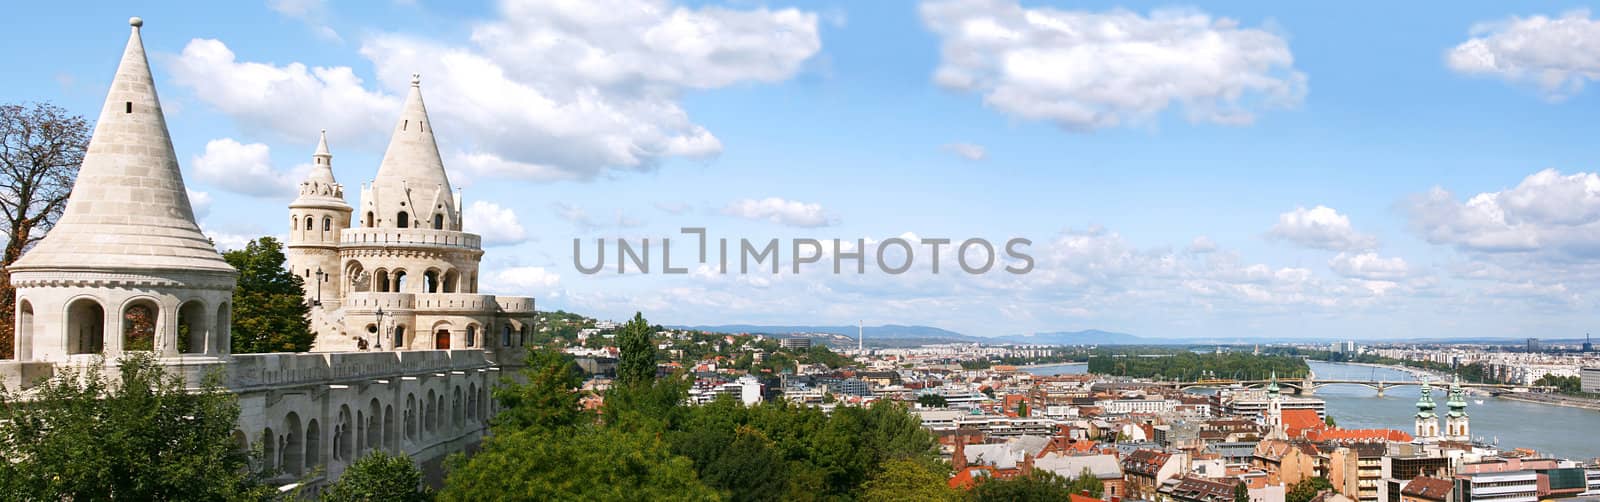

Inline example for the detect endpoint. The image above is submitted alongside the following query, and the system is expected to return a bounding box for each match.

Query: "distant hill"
[671,324,982,346]
[992,329,1153,345]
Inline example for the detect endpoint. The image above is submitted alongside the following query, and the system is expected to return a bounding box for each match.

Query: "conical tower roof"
[373,75,451,192]
[292,129,348,208]
[1446,376,1468,416]
[11,18,232,274]
[1416,380,1437,417]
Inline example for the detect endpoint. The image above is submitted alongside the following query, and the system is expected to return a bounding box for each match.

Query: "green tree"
[1067,468,1105,498]
[1235,480,1250,502]
[0,102,89,358]
[968,469,1092,501]
[439,427,717,501]
[1287,477,1334,502]
[917,394,949,407]
[493,348,587,433]
[701,426,788,501]
[616,312,656,387]
[322,450,430,502]
[0,353,271,500]
[859,458,957,502]
[226,237,314,353]
[1324,415,1337,427]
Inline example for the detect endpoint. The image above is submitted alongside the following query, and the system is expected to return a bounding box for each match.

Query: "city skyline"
[7,1,1600,340]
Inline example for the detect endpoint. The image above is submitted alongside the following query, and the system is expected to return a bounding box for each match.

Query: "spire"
[1267,371,1280,395]
[1446,376,1468,417]
[373,74,451,192]
[307,129,336,184]
[11,17,231,273]
[1415,380,1437,417]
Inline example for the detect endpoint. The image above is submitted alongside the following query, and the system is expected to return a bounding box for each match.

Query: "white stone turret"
[1444,376,1470,441]
[359,75,459,232]
[1415,380,1439,441]
[8,17,236,362]
[287,130,352,307]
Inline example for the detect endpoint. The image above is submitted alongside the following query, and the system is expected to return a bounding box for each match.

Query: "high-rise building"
[1525,338,1542,353]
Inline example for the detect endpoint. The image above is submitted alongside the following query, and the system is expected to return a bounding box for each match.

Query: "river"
[1023,360,1600,460]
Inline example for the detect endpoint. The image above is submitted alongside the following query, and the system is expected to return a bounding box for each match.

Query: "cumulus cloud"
[167,40,397,146]
[187,190,212,220]
[1447,10,1600,100]
[489,266,560,293]
[203,230,255,252]
[1187,236,1218,254]
[190,138,306,198]
[463,200,529,246]
[1329,252,1410,281]
[172,0,822,183]
[267,0,342,42]
[1267,205,1377,251]
[942,142,987,161]
[723,197,836,227]
[1405,169,1600,256]
[919,0,1306,130]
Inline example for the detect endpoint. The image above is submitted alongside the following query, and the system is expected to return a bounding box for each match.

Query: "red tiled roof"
[1306,428,1413,443]
[1282,409,1324,437]
[1401,476,1452,501]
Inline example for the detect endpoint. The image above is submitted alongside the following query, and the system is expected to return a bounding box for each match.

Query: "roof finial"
[130,17,143,29]
[411,73,421,87]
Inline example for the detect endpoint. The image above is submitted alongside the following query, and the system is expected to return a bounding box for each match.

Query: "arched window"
[375,269,390,292]
[122,301,158,352]
[502,324,512,347]
[435,329,451,350]
[383,405,396,451]
[368,399,382,453]
[424,270,439,293]
[452,387,463,428]
[442,270,458,293]
[305,216,314,231]
[67,299,106,355]
[305,419,322,471]
[393,270,407,292]
[433,214,444,230]
[262,427,278,474]
[397,212,409,228]
[364,211,374,227]
[323,216,332,232]
[404,394,417,441]
[16,300,32,361]
[291,215,298,231]
[466,325,477,347]
[394,325,406,349]
[425,389,437,435]
[282,413,304,476]
[178,301,206,354]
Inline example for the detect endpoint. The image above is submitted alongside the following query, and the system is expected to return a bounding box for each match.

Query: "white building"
[0,18,529,487]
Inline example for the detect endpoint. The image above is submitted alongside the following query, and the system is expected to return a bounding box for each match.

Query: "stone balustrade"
[228,349,491,390]
[340,228,481,250]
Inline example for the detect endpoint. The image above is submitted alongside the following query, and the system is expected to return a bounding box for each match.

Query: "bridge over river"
[1149,378,1549,396]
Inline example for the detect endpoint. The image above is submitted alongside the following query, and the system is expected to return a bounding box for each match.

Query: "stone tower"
[1444,376,1470,441]
[286,130,352,308]
[8,17,236,364]
[1265,372,1287,440]
[1414,380,1439,440]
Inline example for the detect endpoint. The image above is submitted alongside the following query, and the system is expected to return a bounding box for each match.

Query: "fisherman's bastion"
[0,18,536,485]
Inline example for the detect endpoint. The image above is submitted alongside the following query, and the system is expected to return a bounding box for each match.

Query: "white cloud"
[167,40,396,146]
[919,0,1306,130]
[174,0,823,183]
[1406,169,1600,256]
[187,190,212,220]
[463,200,529,246]
[1187,236,1217,254]
[190,138,306,198]
[204,230,255,252]
[1447,10,1600,100]
[267,0,342,42]
[723,197,835,227]
[654,201,692,215]
[942,142,987,161]
[489,266,561,293]
[1329,252,1410,281]
[1267,205,1377,251]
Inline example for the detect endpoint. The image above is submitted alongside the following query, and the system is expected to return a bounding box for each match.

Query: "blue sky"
[7,1,1600,340]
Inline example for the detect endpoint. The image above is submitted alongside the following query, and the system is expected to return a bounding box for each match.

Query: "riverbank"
[1012,361,1086,370]
[1495,391,1600,412]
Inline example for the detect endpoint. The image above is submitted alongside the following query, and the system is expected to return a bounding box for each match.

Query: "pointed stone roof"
[11,18,232,274]
[308,129,335,183]
[373,75,451,193]
[293,130,349,209]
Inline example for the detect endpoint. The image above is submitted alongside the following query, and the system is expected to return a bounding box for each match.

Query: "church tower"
[1444,376,1470,441]
[1265,372,1287,440]
[8,18,236,365]
[287,130,352,309]
[1415,380,1439,440]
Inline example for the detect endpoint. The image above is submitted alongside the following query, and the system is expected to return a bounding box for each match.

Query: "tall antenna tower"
[858,320,864,353]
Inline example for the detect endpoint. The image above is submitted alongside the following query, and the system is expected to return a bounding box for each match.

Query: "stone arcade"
[0,18,533,486]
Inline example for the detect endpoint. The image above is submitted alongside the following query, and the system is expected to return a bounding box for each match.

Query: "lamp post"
[313,267,324,306]
[374,307,387,350]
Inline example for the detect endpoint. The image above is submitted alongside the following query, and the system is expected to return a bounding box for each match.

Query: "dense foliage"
[1286,477,1334,502]
[1087,351,1309,380]
[226,237,314,353]
[617,312,656,387]
[0,353,271,500]
[321,450,431,502]
[0,101,89,358]
[1295,349,1507,384]
[968,469,1101,501]
[446,311,945,501]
